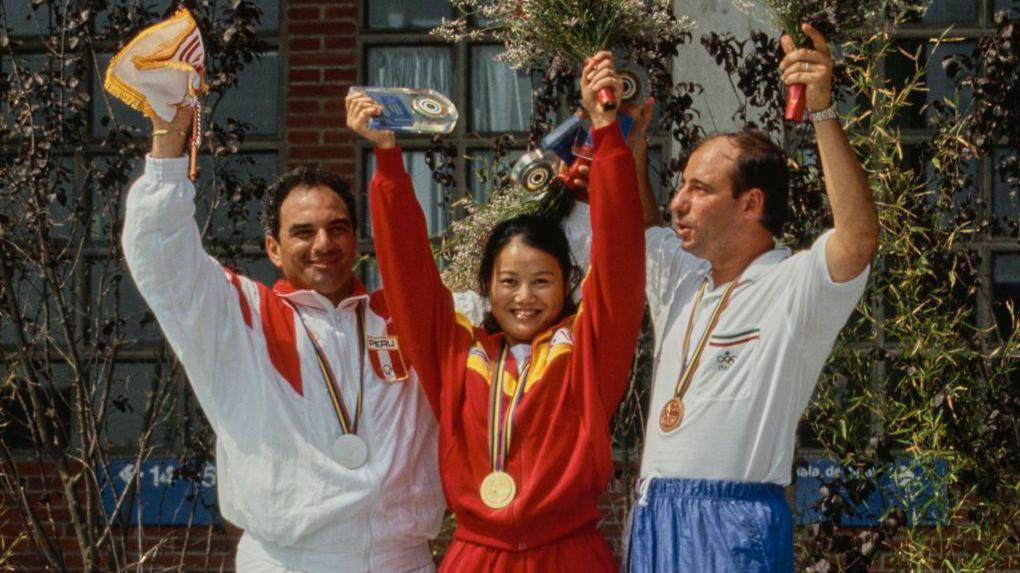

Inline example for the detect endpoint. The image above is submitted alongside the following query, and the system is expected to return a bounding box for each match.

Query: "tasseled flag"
[104,8,207,180]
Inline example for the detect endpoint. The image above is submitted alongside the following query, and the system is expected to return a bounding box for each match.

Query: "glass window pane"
[0,364,74,450]
[3,2,45,36]
[91,155,145,242]
[194,152,279,240]
[993,148,1019,231]
[44,156,77,240]
[95,0,171,34]
[218,0,279,33]
[364,150,448,236]
[365,47,452,96]
[917,0,978,23]
[358,258,383,292]
[471,45,533,132]
[210,51,280,136]
[91,259,161,342]
[1,267,76,347]
[888,40,974,130]
[236,257,281,287]
[992,254,1020,338]
[367,0,452,30]
[995,0,1020,18]
[93,53,150,138]
[4,54,68,129]
[102,363,172,450]
[96,1,276,33]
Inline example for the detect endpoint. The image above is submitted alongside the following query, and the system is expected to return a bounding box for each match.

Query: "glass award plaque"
[350,86,458,134]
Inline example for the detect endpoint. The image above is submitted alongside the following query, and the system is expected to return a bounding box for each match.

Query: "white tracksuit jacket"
[122,155,445,572]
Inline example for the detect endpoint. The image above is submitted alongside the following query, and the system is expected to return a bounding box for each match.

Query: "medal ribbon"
[288,301,366,435]
[671,277,741,401]
[488,346,531,472]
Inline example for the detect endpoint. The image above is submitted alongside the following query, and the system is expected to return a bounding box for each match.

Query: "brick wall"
[1,460,242,571]
[284,0,360,177]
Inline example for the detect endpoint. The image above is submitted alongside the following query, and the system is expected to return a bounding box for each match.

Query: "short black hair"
[261,167,356,239]
[477,214,582,333]
[701,128,791,237]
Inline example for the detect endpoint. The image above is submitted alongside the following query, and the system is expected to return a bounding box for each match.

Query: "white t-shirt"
[640,226,869,486]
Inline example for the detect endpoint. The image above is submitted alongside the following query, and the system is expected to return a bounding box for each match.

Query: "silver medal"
[333,434,368,469]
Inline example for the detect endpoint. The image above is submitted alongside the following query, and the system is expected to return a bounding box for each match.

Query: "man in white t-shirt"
[626,25,877,572]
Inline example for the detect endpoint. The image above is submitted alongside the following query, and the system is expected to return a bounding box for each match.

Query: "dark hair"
[701,128,791,237]
[262,167,356,239]
[478,214,582,333]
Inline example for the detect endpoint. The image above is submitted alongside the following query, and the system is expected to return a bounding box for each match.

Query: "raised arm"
[576,53,646,413]
[627,97,662,228]
[346,92,452,412]
[572,97,660,228]
[121,106,256,404]
[781,24,878,283]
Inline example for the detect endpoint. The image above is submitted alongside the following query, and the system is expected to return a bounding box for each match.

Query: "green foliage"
[797,13,1020,572]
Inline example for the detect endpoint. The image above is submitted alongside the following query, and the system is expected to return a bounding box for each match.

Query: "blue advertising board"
[794,457,948,526]
[100,458,219,526]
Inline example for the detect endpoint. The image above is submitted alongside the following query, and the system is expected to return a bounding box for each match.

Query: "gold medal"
[480,470,517,509]
[659,397,684,433]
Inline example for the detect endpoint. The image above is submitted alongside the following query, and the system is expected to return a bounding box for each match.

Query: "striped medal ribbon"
[658,276,741,434]
[480,345,531,509]
[288,301,368,469]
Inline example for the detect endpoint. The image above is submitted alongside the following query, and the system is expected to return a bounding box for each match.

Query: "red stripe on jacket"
[257,282,303,396]
[224,268,253,328]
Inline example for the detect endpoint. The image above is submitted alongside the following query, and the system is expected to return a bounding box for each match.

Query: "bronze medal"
[659,397,684,433]
[480,470,516,509]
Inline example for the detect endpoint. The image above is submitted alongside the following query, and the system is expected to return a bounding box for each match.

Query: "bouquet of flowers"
[433,0,692,109]
[734,0,893,119]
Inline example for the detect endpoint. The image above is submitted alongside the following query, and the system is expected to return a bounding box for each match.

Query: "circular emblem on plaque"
[511,150,558,193]
[412,95,447,119]
[620,70,640,101]
[333,434,368,469]
[658,397,684,434]
[523,163,554,191]
[480,471,517,509]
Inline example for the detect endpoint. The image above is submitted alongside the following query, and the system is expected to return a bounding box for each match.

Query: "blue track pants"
[626,478,793,573]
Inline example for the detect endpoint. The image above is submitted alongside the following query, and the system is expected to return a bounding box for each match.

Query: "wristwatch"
[808,102,839,124]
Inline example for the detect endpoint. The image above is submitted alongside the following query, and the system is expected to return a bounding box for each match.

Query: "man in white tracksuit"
[122,107,444,571]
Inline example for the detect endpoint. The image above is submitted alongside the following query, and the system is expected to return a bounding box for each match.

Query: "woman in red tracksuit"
[347,52,645,571]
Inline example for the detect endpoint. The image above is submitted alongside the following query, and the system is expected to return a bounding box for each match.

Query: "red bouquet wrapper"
[560,156,591,190]
[597,87,618,111]
[785,83,807,121]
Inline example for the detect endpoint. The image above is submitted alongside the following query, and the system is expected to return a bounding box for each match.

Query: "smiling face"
[265,184,359,305]
[669,137,757,262]
[488,236,567,346]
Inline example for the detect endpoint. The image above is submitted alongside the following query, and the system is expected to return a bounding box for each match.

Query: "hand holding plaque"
[348,87,458,135]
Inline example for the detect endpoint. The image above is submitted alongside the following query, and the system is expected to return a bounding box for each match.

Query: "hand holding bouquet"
[779,23,834,120]
[738,0,892,119]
